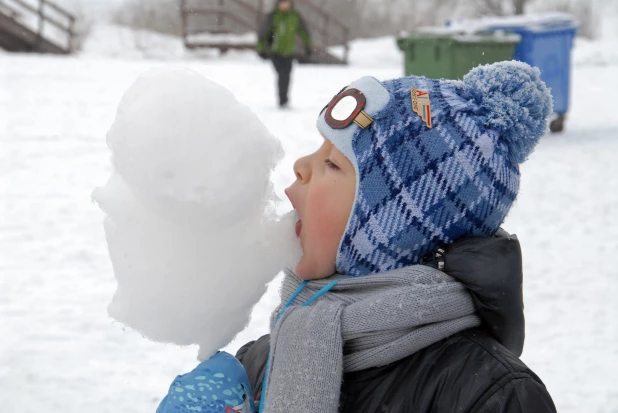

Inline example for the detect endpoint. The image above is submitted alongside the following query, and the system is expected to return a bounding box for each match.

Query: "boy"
[257,0,312,108]
[237,61,557,412]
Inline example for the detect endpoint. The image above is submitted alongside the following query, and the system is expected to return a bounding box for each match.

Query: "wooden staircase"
[0,0,75,54]
[180,0,349,65]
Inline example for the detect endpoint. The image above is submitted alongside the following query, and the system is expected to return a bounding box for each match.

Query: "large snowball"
[92,67,301,360]
[106,66,280,228]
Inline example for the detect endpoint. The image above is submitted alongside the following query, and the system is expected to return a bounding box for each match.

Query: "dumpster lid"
[400,28,521,43]
[446,13,579,33]
[452,32,521,43]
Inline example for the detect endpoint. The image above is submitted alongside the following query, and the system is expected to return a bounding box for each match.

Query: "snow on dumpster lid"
[446,13,579,34]
[451,32,521,43]
[405,27,520,43]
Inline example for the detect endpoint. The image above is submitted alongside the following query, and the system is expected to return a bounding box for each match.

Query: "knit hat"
[317,61,553,277]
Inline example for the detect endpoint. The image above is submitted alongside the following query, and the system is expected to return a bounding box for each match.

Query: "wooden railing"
[0,0,75,52]
[180,0,350,64]
[292,0,350,64]
[180,0,261,37]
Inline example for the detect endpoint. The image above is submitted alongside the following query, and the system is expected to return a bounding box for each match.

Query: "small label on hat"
[411,88,432,128]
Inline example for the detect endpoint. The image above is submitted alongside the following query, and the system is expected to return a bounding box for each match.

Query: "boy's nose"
[293,155,311,183]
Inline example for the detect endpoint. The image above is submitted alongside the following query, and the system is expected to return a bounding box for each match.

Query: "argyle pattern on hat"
[336,76,520,277]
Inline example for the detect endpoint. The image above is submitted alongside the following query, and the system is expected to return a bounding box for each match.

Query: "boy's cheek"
[306,196,347,248]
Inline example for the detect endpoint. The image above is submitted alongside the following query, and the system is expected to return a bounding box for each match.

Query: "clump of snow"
[573,36,618,67]
[572,14,618,67]
[81,24,188,60]
[92,66,301,360]
[345,37,404,69]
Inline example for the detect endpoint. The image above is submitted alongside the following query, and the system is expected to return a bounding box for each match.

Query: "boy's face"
[278,1,291,12]
[285,140,356,280]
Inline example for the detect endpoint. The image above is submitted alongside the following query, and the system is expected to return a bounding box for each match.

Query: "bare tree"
[550,0,598,38]
[514,0,526,14]
[109,0,593,42]
[63,0,94,51]
[112,0,182,36]
[476,0,505,15]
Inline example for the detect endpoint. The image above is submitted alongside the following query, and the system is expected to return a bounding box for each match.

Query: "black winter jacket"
[236,231,557,413]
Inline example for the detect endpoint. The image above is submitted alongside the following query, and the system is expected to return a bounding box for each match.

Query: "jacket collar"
[427,229,525,356]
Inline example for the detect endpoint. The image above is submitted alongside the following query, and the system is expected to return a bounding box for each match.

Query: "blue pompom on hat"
[317,61,553,277]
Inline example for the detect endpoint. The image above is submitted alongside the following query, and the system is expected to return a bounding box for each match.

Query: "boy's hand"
[157,352,255,413]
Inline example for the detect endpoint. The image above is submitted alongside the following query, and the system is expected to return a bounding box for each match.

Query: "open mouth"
[295,219,302,238]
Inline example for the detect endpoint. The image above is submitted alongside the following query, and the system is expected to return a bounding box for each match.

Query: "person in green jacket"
[257,0,312,108]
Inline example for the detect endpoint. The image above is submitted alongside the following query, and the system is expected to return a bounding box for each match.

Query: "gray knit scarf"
[262,265,481,413]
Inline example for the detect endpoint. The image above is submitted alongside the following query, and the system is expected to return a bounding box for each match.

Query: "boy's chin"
[294,258,336,280]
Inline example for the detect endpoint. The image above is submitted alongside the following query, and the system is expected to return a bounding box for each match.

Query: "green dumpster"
[396,30,521,79]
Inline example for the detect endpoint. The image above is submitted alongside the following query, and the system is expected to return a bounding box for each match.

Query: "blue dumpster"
[481,15,578,132]
[447,14,578,132]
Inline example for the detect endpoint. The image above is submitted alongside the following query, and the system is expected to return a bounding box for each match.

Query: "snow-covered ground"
[1,16,618,413]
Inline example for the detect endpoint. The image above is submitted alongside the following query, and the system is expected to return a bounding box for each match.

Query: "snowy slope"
[1,16,618,413]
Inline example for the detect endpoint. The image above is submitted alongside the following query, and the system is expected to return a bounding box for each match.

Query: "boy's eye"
[325,159,340,170]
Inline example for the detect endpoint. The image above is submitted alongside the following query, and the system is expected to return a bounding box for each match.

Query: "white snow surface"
[1,19,618,413]
[91,66,300,361]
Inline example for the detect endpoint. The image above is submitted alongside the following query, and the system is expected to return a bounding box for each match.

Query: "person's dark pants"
[271,54,294,106]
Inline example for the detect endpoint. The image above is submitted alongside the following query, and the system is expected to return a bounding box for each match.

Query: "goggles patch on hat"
[324,88,374,130]
[411,88,432,128]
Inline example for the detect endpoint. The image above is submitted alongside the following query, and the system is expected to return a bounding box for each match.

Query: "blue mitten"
[157,351,255,413]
